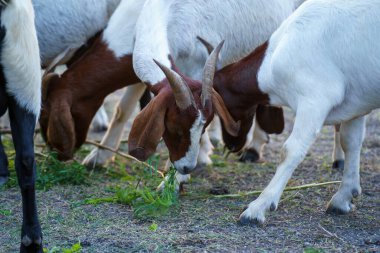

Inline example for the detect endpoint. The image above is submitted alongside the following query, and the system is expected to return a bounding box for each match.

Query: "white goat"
[0,0,43,251]
[231,0,380,224]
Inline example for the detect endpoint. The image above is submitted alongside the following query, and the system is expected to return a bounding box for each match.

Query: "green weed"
[44,242,82,253]
[2,152,89,190]
[82,167,178,219]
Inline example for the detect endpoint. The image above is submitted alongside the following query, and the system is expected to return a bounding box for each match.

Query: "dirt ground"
[0,93,379,252]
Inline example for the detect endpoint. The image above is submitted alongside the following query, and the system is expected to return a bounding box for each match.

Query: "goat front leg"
[327,116,365,214]
[332,124,345,169]
[239,104,329,225]
[83,83,146,168]
[8,97,42,253]
[207,116,222,147]
[0,131,9,186]
[240,119,268,163]
[90,106,109,132]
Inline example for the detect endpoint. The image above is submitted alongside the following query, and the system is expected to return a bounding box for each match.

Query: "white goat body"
[240,0,380,224]
[133,0,303,84]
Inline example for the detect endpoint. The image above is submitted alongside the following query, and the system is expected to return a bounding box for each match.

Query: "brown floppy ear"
[47,102,76,160]
[256,105,284,134]
[129,94,167,161]
[212,89,240,137]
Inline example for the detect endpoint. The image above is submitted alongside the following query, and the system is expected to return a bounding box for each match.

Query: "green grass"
[80,167,179,219]
[44,242,82,253]
[1,151,89,190]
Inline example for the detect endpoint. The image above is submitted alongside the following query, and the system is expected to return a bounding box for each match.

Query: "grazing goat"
[39,0,147,160]
[34,0,122,131]
[128,0,306,174]
[212,0,380,224]
[0,0,43,252]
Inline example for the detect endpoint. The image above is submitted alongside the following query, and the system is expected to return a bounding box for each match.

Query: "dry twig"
[85,140,164,178]
[212,181,341,199]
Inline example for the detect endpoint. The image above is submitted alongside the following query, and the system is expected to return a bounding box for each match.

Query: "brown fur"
[213,42,284,152]
[40,34,140,160]
[129,73,239,162]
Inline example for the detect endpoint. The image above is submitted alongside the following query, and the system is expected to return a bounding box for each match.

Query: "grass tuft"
[2,152,89,190]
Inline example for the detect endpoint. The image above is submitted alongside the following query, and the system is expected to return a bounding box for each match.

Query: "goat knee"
[17,153,36,189]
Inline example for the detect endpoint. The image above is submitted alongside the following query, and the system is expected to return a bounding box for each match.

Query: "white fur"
[173,112,205,173]
[240,0,380,223]
[1,0,41,116]
[33,0,121,66]
[103,0,146,58]
[133,0,305,169]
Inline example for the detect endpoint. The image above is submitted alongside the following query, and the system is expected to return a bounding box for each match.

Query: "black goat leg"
[8,97,42,253]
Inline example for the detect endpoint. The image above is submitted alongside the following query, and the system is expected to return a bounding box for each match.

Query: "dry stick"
[318,223,346,243]
[85,140,164,178]
[212,181,341,199]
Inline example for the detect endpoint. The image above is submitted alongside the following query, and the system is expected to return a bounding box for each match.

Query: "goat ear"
[128,94,167,161]
[47,102,76,160]
[212,89,240,137]
[256,105,284,134]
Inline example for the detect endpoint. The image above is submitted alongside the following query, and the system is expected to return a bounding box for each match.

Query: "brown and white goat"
[40,0,147,160]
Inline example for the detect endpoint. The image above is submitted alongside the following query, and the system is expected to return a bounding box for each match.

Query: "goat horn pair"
[154,40,224,110]
[153,60,197,110]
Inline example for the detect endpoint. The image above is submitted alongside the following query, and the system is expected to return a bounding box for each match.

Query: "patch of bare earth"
[0,95,379,252]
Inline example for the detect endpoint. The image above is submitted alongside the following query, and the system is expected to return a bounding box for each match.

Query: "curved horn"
[197,36,214,55]
[201,40,224,107]
[42,73,58,102]
[153,59,196,110]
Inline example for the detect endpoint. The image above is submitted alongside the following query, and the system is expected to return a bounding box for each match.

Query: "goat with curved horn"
[153,59,196,110]
[201,40,224,107]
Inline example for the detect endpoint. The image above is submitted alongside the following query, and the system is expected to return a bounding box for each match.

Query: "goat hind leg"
[239,103,329,225]
[8,97,42,253]
[332,124,345,169]
[83,83,146,168]
[327,116,365,214]
[240,119,268,163]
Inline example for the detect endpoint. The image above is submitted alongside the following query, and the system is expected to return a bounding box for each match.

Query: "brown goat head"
[129,41,240,174]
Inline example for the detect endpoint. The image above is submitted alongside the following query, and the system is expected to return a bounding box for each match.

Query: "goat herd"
[0,0,379,252]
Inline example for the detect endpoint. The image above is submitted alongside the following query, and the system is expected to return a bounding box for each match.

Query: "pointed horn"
[201,40,224,107]
[197,36,214,55]
[153,59,196,110]
[42,73,58,102]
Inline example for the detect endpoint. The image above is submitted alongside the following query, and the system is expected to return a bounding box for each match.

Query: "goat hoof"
[238,215,263,226]
[239,148,260,163]
[326,202,355,215]
[332,160,344,170]
[0,175,8,186]
[269,203,277,211]
[351,189,360,198]
[238,206,265,226]
[20,235,43,253]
